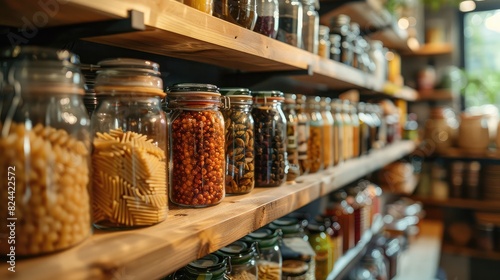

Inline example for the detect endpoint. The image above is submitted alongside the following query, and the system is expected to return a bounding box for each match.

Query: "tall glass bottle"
[350,102,360,159]
[301,0,319,54]
[305,96,324,173]
[283,93,301,182]
[296,94,310,175]
[277,0,303,48]
[320,97,334,169]
[341,100,353,161]
[332,99,344,166]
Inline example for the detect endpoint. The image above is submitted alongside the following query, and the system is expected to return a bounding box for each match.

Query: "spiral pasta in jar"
[0,46,91,256]
[168,84,227,207]
[91,58,168,229]
[220,88,254,195]
[251,91,287,187]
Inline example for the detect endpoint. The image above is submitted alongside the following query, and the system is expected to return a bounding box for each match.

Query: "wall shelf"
[402,43,454,56]
[411,196,500,212]
[0,141,416,280]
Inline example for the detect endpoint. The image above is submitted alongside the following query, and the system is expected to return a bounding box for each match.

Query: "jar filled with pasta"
[168,83,228,207]
[220,88,254,195]
[305,96,323,173]
[216,240,258,280]
[0,46,91,256]
[252,91,287,187]
[91,58,167,229]
[242,228,282,280]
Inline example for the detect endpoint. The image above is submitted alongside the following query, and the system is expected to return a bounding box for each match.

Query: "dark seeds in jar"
[252,108,286,187]
[171,111,225,206]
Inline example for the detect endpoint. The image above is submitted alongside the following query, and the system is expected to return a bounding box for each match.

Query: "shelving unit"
[0,141,416,279]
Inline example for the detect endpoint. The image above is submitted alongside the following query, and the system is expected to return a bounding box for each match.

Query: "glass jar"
[220,88,255,195]
[327,190,355,253]
[183,0,214,14]
[81,63,99,117]
[318,25,331,59]
[306,222,333,280]
[346,186,367,244]
[369,40,387,84]
[91,58,167,228]
[183,253,231,280]
[350,23,361,70]
[0,46,91,256]
[332,99,344,166]
[213,0,258,30]
[254,0,279,38]
[301,0,319,54]
[277,0,303,48]
[168,83,227,207]
[252,91,287,187]
[366,103,381,151]
[357,102,372,154]
[217,241,258,280]
[350,103,360,158]
[341,100,353,161]
[330,14,352,66]
[317,214,343,267]
[284,93,301,182]
[243,228,283,280]
[296,94,310,175]
[305,96,324,173]
[329,34,341,62]
[350,248,388,280]
[269,217,305,238]
[320,97,334,169]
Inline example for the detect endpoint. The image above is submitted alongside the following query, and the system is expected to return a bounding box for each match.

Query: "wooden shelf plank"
[416,89,455,101]
[435,148,500,161]
[393,220,444,280]
[0,141,416,280]
[442,244,500,261]
[412,196,500,212]
[403,43,454,56]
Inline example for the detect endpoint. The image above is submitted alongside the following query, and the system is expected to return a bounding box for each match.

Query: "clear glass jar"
[254,0,279,38]
[305,96,323,173]
[81,63,99,117]
[214,0,258,30]
[366,104,381,150]
[284,93,301,182]
[327,190,355,253]
[350,103,360,158]
[330,14,352,66]
[357,102,372,155]
[329,34,341,62]
[341,100,353,161]
[306,222,333,280]
[320,97,334,169]
[332,99,344,166]
[277,0,303,48]
[318,25,331,59]
[0,46,91,256]
[370,40,387,83]
[316,214,343,267]
[183,253,231,280]
[243,228,283,280]
[301,0,319,54]
[252,91,287,187]
[350,23,361,70]
[168,83,227,207]
[91,58,167,228]
[183,0,214,14]
[296,94,310,175]
[217,241,258,280]
[220,88,255,195]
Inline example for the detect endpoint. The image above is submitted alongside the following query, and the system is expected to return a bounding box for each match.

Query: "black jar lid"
[242,228,281,250]
[0,45,80,65]
[216,240,256,265]
[220,88,252,105]
[168,83,219,93]
[186,253,228,273]
[306,221,327,234]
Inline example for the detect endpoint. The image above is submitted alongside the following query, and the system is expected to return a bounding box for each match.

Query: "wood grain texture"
[0,141,415,280]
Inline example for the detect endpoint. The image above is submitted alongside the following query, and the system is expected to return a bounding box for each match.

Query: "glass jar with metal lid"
[330,14,352,66]
[167,83,228,207]
[251,90,287,187]
[269,217,305,238]
[216,240,258,280]
[91,58,167,229]
[318,25,331,59]
[178,253,231,280]
[0,46,91,256]
[283,93,301,182]
[305,96,323,173]
[220,88,255,195]
[242,228,282,280]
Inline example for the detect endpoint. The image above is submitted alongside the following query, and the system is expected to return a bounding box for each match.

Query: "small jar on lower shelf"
[242,228,282,280]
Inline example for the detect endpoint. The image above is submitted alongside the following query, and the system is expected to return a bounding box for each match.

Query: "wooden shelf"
[403,43,454,56]
[412,196,500,212]
[0,141,416,280]
[320,0,411,52]
[442,244,500,261]
[416,89,455,102]
[435,148,500,161]
[1,0,394,92]
[393,220,444,280]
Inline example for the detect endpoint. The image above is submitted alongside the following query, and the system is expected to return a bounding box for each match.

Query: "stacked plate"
[482,164,500,200]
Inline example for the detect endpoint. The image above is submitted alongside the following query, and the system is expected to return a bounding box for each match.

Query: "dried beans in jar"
[168,84,228,207]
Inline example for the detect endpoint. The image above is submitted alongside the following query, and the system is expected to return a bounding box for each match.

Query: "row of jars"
[0,46,391,258]
[179,0,320,54]
[164,180,382,280]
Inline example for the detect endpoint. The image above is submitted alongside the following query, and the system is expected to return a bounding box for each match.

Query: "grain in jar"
[295,94,310,175]
[183,0,214,14]
[216,241,258,280]
[254,0,279,38]
[305,96,324,173]
[283,93,301,182]
[252,91,287,187]
[168,84,227,207]
[91,58,167,228]
[242,228,282,280]
[320,97,334,169]
[350,102,360,158]
[220,88,255,195]
[357,102,372,155]
[213,0,257,30]
[0,46,91,256]
[317,25,331,59]
[332,99,344,166]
